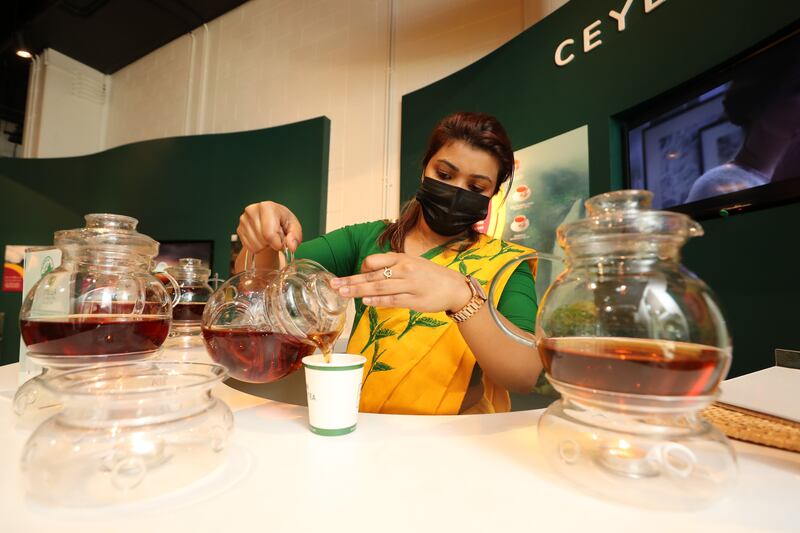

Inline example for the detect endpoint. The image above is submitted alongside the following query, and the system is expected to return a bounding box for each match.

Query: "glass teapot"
[15,214,179,420]
[202,250,348,383]
[164,258,214,343]
[19,213,179,367]
[488,190,736,510]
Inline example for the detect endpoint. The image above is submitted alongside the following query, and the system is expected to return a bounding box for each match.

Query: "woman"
[236,112,542,414]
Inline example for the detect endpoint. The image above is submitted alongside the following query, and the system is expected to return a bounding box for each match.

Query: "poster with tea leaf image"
[477,125,590,300]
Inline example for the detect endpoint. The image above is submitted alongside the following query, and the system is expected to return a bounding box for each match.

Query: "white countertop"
[1,348,799,533]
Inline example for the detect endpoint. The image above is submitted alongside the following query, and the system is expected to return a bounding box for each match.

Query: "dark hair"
[379,111,515,252]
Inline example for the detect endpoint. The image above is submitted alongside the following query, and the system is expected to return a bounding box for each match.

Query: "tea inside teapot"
[538,336,728,397]
[202,252,347,383]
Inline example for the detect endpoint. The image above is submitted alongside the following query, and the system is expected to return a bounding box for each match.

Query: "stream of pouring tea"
[310,332,338,364]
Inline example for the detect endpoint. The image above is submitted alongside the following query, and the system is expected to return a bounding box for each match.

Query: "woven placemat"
[701,402,800,453]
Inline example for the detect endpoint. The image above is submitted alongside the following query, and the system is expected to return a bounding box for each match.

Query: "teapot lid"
[557,190,703,248]
[166,258,211,280]
[54,214,159,259]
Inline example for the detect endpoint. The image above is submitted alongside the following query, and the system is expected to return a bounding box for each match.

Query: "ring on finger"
[383,266,393,279]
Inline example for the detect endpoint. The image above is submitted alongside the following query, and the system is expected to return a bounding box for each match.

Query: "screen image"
[154,240,214,273]
[625,27,800,216]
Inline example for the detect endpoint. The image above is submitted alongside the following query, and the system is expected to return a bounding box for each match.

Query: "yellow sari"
[347,235,536,415]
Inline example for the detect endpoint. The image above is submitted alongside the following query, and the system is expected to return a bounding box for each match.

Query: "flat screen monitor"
[623,25,800,219]
[153,240,214,273]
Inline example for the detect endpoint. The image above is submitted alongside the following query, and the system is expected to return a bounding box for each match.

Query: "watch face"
[469,276,487,300]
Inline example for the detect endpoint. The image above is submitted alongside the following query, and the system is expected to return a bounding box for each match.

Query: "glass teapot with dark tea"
[164,258,214,345]
[202,250,347,383]
[16,214,179,417]
[20,214,178,365]
[487,190,736,510]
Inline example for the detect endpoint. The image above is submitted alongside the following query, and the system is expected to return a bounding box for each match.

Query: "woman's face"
[423,140,499,198]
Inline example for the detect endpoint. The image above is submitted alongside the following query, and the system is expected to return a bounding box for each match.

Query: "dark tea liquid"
[309,331,339,363]
[20,315,170,356]
[539,337,729,396]
[202,327,318,383]
[172,302,206,322]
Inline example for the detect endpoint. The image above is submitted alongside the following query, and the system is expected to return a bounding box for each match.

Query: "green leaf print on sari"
[489,241,525,261]
[362,340,393,388]
[360,306,397,354]
[397,310,448,340]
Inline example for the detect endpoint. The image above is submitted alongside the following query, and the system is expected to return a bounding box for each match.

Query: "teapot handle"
[486,251,562,349]
[242,247,293,271]
[205,299,259,330]
[243,249,256,272]
[160,271,182,309]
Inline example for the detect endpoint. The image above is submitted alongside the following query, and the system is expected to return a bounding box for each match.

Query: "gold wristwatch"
[446,275,487,323]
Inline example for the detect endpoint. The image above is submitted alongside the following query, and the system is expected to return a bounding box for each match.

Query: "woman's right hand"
[237,201,303,253]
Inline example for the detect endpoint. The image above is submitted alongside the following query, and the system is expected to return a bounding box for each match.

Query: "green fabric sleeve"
[293,227,356,278]
[294,220,387,278]
[496,260,538,334]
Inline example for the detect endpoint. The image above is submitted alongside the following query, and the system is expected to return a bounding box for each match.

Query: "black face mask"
[415,177,490,236]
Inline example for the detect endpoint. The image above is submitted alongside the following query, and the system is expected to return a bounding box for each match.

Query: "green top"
[295,220,537,337]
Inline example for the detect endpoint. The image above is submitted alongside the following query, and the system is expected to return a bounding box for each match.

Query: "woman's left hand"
[330,252,472,313]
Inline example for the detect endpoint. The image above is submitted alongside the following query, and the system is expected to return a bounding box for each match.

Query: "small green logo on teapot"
[40,256,54,276]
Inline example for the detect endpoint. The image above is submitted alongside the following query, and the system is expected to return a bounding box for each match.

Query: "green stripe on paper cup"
[310,424,357,436]
[304,363,364,371]
[302,353,366,371]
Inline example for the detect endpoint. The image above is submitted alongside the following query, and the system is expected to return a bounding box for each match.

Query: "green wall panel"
[0,116,330,364]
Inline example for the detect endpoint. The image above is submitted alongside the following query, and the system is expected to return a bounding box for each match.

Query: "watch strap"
[446,276,486,323]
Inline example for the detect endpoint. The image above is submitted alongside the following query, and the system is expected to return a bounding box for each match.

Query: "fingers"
[360,253,400,273]
[331,253,406,289]
[362,294,414,308]
[281,209,303,252]
[238,204,266,251]
[257,202,286,251]
[332,269,390,288]
[237,200,306,264]
[238,201,303,253]
[337,279,412,298]
[237,222,265,253]
[238,207,267,252]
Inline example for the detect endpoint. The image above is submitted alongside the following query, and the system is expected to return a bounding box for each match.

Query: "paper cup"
[302,353,366,436]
